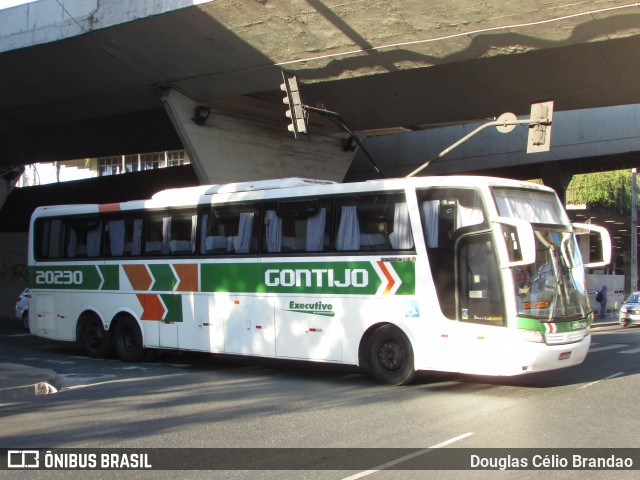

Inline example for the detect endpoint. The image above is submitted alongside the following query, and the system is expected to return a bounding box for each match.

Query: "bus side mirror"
[492,217,536,268]
[572,223,612,268]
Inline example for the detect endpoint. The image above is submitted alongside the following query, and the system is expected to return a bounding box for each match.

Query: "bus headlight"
[517,329,544,343]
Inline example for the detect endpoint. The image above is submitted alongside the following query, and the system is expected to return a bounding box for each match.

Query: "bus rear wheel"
[368,325,416,385]
[113,316,146,362]
[79,314,112,358]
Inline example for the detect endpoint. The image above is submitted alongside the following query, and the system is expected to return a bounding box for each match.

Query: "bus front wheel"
[367,325,416,385]
[79,314,112,358]
[113,316,146,362]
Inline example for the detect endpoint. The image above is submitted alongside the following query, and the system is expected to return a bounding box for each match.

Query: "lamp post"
[632,168,638,292]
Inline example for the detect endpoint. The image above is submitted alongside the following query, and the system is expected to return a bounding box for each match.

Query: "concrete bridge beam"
[347,103,640,188]
[160,88,353,184]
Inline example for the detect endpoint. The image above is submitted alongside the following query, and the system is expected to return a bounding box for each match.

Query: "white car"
[619,292,640,328]
[14,288,29,330]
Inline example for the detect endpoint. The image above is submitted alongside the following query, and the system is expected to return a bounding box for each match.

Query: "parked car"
[619,291,640,327]
[14,288,29,330]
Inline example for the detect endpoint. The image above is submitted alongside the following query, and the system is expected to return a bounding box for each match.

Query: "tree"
[566,170,634,214]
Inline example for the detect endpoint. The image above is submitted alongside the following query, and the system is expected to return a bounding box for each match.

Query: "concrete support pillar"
[0,167,22,212]
[0,232,28,316]
[538,162,574,206]
[160,88,353,185]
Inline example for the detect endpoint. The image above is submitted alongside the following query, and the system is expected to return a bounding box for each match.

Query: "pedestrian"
[599,285,608,319]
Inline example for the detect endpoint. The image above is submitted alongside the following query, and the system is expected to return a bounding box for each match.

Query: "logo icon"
[8,450,40,469]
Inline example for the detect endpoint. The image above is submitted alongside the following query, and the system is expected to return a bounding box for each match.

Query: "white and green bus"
[27,176,610,384]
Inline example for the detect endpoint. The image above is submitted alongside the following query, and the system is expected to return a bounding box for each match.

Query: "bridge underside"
[1,1,640,175]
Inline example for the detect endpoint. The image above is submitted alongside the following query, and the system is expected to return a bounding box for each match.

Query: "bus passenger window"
[335,193,413,253]
[68,217,101,258]
[263,198,330,254]
[34,218,66,260]
[104,217,143,257]
[199,204,259,255]
[336,205,360,251]
[144,214,165,255]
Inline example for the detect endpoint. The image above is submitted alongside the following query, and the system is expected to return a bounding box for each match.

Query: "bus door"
[455,232,505,327]
[433,231,507,372]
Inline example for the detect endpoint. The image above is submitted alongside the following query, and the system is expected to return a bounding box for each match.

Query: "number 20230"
[36,270,83,285]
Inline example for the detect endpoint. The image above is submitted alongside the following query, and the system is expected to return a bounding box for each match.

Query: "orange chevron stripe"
[123,264,153,291]
[173,263,198,292]
[377,261,395,295]
[137,294,166,321]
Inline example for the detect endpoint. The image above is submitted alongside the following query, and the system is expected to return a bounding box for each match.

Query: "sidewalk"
[592,312,619,327]
[0,363,61,401]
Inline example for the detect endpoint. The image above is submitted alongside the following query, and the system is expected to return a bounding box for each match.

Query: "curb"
[0,381,59,401]
[0,363,61,401]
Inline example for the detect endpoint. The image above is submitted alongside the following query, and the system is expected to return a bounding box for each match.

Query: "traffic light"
[281,72,310,140]
[527,101,553,153]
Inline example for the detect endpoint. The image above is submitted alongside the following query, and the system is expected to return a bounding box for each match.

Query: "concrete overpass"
[1,0,640,189]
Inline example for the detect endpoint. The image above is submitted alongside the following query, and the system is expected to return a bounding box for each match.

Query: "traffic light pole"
[405,102,553,178]
[303,105,386,178]
[281,71,552,182]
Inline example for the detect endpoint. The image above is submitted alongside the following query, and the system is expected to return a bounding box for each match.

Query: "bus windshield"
[513,228,589,321]
[493,187,590,321]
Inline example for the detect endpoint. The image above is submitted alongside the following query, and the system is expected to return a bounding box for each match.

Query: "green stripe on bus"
[99,265,119,290]
[30,260,416,296]
[201,261,415,295]
[30,265,118,290]
[161,294,183,322]
[148,264,178,291]
[516,315,591,332]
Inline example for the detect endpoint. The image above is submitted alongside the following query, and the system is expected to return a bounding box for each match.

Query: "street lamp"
[632,168,638,292]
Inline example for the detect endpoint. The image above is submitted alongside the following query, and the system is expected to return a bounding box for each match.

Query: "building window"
[99,156,122,176]
[140,153,163,171]
[167,150,187,167]
[124,154,139,173]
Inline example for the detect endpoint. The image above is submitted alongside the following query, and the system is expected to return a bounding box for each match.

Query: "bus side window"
[168,211,196,255]
[34,218,66,260]
[104,216,143,257]
[262,198,330,254]
[335,193,412,253]
[144,214,166,255]
[144,209,197,256]
[388,202,413,250]
[199,203,259,255]
[418,188,487,320]
[336,205,360,251]
[68,217,101,258]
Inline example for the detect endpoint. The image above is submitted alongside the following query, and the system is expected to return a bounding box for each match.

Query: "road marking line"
[341,432,474,480]
[589,344,628,352]
[620,347,640,354]
[578,372,624,390]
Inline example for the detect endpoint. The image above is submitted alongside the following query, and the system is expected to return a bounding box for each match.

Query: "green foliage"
[566,170,635,214]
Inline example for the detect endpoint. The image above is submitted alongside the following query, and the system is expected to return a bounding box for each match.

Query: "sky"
[0,0,37,10]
